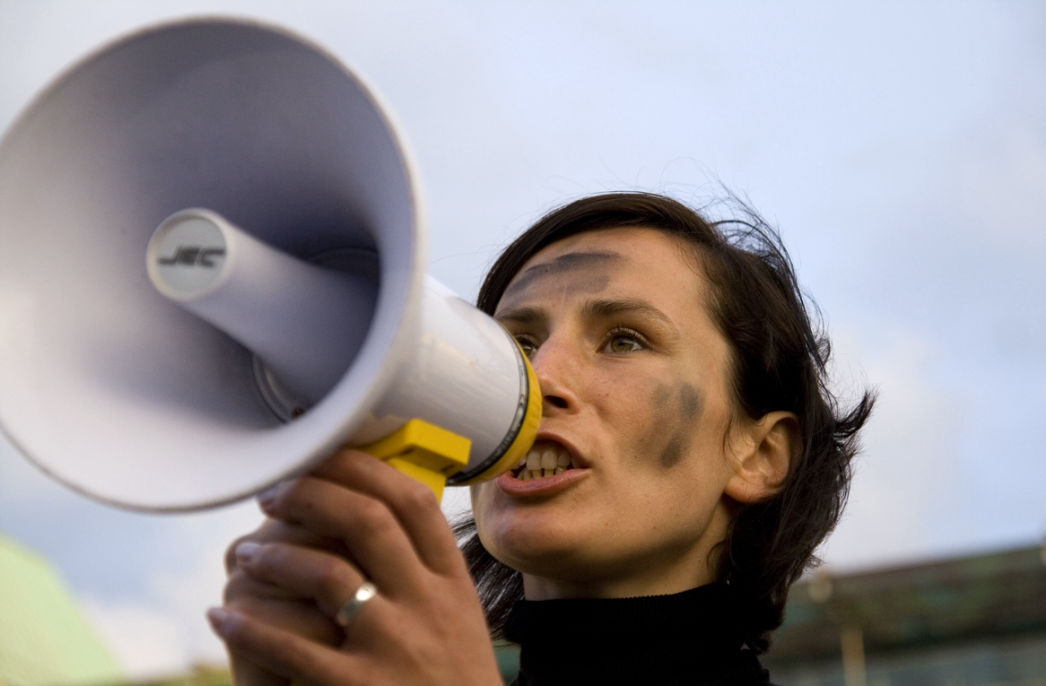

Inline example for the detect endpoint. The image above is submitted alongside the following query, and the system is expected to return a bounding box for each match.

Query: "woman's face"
[471,227,749,600]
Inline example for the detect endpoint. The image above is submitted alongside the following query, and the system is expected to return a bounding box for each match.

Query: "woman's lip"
[496,466,589,497]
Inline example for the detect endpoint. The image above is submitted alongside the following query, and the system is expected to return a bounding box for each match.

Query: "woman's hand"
[219,517,346,686]
[209,448,503,686]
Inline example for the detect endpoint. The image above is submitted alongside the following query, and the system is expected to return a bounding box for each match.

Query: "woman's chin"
[480,520,585,574]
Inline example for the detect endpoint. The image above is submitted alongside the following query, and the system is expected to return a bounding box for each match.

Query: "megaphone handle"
[359,419,471,503]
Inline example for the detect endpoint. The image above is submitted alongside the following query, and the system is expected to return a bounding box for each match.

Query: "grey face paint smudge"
[658,382,703,469]
[502,251,622,301]
[659,435,685,469]
[678,383,701,420]
[651,383,672,411]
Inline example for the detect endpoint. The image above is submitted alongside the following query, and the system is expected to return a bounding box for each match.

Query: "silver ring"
[335,580,378,626]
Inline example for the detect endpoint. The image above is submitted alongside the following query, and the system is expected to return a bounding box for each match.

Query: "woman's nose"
[529,337,579,414]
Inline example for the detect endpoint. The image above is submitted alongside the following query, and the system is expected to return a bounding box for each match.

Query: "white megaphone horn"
[0,18,540,512]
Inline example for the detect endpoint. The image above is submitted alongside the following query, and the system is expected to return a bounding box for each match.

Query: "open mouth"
[510,441,579,481]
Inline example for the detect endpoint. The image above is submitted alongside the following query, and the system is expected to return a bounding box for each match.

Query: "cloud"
[80,595,191,681]
[76,503,261,675]
[148,505,266,663]
[0,438,63,510]
[819,326,974,571]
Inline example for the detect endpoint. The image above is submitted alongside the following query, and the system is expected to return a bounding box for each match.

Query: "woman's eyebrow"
[501,251,622,300]
[493,305,543,325]
[582,298,677,331]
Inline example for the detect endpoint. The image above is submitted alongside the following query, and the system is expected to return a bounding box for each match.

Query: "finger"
[234,540,372,622]
[225,517,346,575]
[311,449,469,576]
[259,476,428,595]
[224,572,343,645]
[208,607,373,686]
[220,585,342,686]
[228,659,288,686]
[221,596,338,686]
[220,577,343,686]
[225,567,314,604]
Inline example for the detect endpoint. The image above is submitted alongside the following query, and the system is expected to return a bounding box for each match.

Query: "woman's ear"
[724,411,799,504]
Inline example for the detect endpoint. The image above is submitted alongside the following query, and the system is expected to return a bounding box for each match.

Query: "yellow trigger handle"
[359,419,471,503]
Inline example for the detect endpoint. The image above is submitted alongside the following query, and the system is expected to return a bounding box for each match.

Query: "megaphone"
[0,18,540,512]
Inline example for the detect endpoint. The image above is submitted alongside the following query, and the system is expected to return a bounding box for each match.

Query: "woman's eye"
[604,329,645,354]
[515,336,538,358]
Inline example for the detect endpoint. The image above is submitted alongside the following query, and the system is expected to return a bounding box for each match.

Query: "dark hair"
[456,191,874,653]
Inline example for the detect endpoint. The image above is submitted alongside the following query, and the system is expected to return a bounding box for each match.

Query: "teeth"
[518,466,568,481]
[526,451,540,471]
[513,444,576,481]
[540,449,556,470]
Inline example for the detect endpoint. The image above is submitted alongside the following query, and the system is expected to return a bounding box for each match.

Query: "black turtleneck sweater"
[503,584,774,685]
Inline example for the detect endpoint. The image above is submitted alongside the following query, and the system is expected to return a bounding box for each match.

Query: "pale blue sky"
[1,1,1044,678]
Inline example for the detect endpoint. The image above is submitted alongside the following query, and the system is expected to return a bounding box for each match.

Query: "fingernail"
[256,483,279,511]
[234,541,261,566]
[206,607,230,634]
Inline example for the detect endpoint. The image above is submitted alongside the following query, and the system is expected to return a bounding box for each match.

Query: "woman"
[208,192,874,685]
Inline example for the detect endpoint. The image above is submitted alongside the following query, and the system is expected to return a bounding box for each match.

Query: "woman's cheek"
[470,483,494,525]
[626,378,705,470]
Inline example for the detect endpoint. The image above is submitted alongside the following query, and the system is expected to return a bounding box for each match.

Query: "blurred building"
[765,542,1046,685]
[0,533,124,686]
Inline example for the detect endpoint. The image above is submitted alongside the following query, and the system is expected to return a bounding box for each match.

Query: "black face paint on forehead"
[501,251,622,302]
